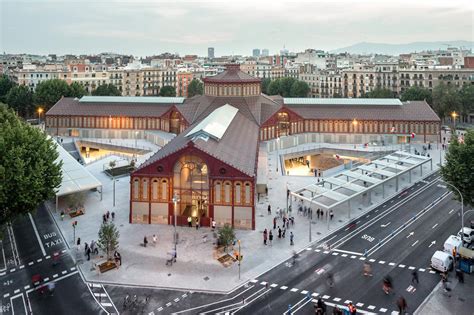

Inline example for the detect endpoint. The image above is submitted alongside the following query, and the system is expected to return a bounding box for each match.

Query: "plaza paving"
[48,137,446,293]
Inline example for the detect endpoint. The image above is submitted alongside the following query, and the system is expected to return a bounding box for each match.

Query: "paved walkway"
[48,138,444,293]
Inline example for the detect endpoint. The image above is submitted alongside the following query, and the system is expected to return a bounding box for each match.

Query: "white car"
[457,227,474,244]
[431,250,453,272]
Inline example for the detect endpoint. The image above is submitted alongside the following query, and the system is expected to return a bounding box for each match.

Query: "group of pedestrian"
[263,209,296,246]
[186,216,201,229]
[84,240,99,261]
[102,210,115,224]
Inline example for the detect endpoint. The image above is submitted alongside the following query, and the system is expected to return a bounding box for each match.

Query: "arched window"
[142,178,148,200]
[214,181,222,203]
[152,178,159,200]
[161,179,168,201]
[224,181,231,203]
[234,182,242,204]
[244,182,251,204]
[133,178,140,200]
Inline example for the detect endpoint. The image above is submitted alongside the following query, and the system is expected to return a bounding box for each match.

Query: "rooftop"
[79,96,185,104]
[283,98,403,106]
[186,104,239,141]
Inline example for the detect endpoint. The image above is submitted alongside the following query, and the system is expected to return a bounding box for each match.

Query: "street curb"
[414,280,443,315]
[43,169,440,295]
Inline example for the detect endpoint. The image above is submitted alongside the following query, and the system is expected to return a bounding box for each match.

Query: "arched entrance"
[170,111,181,134]
[277,112,290,137]
[173,155,209,225]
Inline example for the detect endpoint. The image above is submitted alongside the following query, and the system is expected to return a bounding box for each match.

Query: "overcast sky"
[1,0,472,56]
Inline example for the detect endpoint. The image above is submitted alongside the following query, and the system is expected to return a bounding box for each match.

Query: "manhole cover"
[203,276,210,281]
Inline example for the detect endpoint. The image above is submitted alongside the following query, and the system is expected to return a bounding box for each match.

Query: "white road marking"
[323,251,330,254]
[260,281,267,285]
[174,298,179,302]
[44,277,49,281]
[24,285,30,290]
[332,252,339,256]
[369,259,376,262]
[166,302,172,307]
[409,266,416,270]
[432,223,438,229]
[270,283,278,288]
[182,293,187,298]
[359,257,366,261]
[429,270,436,274]
[333,297,341,302]
[94,293,107,297]
[306,247,312,251]
[61,249,67,253]
[350,255,357,259]
[157,307,163,311]
[379,261,386,264]
[0,272,4,276]
[356,302,364,307]
[368,305,376,310]
[19,265,24,269]
[322,295,330,299]
[389,262,396,266]
[61,270,67,274]
[399,264,406,268]
[37,258,42,262]
[10,268,15,272]
[249,279,258,283]
[419,268,426,272]
[341,254,348,257]
[344,300,351,304]
[380,308,388,312]
[28,262,34,266]
[280,286,288,290]
[14,289,20,294]
[29,213,47,256]
[70,267,76,271]
[412,240,419,247]
[375,209,379,212]
[315,249,321,252]
[344,227,350,231]
[449,209,455,214]
[45,255,51,259]
[301,290,308,294]
[312,293,319,297]
[333,249,363,256]
[52,274,58,278]
[290,288,298,292]
[101,302,113,307]
[3,293,9,298]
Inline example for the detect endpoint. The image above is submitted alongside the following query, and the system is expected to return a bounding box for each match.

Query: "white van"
[457,227,474,244]
[431,250,453,272]
[443,235,462,254]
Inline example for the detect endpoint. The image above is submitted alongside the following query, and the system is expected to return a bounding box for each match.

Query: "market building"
[45,64,441,230]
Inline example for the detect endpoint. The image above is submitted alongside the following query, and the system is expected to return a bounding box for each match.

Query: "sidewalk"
[415,276,474,315]
[49,139,442,293]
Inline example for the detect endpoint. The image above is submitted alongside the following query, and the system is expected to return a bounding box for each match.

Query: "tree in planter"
[218,224,235,253]
[97,222,120,261]
[65,192,86,211]
[109,160,117,169]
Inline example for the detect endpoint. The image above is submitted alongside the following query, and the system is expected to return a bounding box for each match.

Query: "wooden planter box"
[98,260,117,273]
[69,209,85,218]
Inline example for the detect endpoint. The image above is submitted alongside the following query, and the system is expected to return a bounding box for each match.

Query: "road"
[0,205,110,315]
[170,172,473,315]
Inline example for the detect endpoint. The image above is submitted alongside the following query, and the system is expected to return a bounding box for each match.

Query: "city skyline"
[1,0,473,56]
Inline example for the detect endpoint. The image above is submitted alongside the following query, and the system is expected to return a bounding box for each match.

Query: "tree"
[279,77,297,97]
[187,79,203,97]
[6,85,34,117]
[97,222,120,260]
[69,82,87,98]
[459,85,474,123]
[366,88,393,98]
[261,78,271,95]
[92,84,121,96]
[218,224,235,253]
[159,85,176,97]
[267,79,282,96]
[440,129,474,208]
[0,104,62,225]
[34,79,71,111]
[400,86,432,105]
[290,80,310,97]
[0,75,15,103]
[432,83,461,122]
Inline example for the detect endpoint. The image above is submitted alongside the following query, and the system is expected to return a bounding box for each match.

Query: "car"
[441,125,451,131]
[431,250,453,272]
[458,227,474,244]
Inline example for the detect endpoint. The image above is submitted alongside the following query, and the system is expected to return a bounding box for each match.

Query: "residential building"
[176,71,193,97]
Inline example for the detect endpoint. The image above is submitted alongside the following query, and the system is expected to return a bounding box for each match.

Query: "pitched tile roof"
[203,64,261,83]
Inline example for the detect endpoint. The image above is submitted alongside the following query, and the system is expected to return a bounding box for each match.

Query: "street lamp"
[37,107,44,123]
[238,240,241,280]
[172,195,180,257]
[438,179,465,239]
[352,119,358,146]
[451,111,458,131]
[276,137,280,173]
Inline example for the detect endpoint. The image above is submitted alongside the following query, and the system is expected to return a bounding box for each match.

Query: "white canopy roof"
[54,139,102,197]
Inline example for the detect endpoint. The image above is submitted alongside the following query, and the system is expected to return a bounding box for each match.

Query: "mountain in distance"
[331,40,474,55]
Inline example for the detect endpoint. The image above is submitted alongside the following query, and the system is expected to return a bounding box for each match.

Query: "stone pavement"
[48,138,444,293]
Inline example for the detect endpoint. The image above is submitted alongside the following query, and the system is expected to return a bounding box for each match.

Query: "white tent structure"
[53,138,102,210]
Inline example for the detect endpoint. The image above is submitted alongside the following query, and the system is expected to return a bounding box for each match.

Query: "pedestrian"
[317,208,320,219]
[187,216,192,227]
[329,210,334,220]
[269,231,273,246]
[286,219,290,229]
[84,242,89,254]
[47,281,56,296]
[263,229,268,245]
[309,208,313,220]
[290,232,294,245]
[411,270,419,284]
[153,234,157,246]
[106,211,110,220]
[282,228,286,238]
[114,251,122,266]
[111,211,115,221]
[268,204,271,215]
[273,217,277,229]
[456,269,464,283]
[212,220,216,231]
[102,214,107,224]
[195,218,199,230]
[86,246,91,261]
[77,237,81,247]
[332,305,343,315]
[278,227,282,238]
[321,209,324,218]
[443,136,446,143]
[348,302,357,315]
[315,297,326,314]
[144,236,148,247]
[396,296,407,314]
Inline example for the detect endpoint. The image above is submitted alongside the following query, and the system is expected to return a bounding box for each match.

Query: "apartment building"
[9,64,70,91]
[299,70,342,98]
[142,68,161,96]
[68,64,109,93]
[176,71,193,97]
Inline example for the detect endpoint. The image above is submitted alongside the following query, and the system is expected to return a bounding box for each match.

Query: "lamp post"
[438,179,464,239]
[112,177,118,207]
[172,195,180,256]
[276,137,280,173]
[352,119,358,146]
[451,111,458,132]
[72,221,78,245]
[238,239,241,280]
[37,107,43,123]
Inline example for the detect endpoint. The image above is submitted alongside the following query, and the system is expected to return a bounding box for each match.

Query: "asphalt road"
[0,205,107,315]
[171,172,473,315]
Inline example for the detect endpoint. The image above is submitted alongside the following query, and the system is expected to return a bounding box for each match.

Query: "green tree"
[0,104,62,225]
[267,79,282,96]
[92,84,121,96]
[261,78,271,95]
[159,85,177,97]
[366,87,393,98]
[34,79,71,111]
[6,85,34,117]
[69,82,87,98]
[218,224,235,253]
[432,83,461,122]
[459,85,474,123]
[280,77,297,97]
[187,79,204,97]
[97,222,120,260]
[290,80,310,97]
[440,129,474,208]
[0,75,16,103]
[400,86,433,105]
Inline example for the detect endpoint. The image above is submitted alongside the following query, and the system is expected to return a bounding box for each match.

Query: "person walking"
[86,246,91,261]
[317,208,320,219]
[290,232,294,245]
[321,209,324,218]
[348,302,357,315]
[106,211,110,220]
[102,214,107,224]
[329,210,334,220]
[144,236,148,247]
[263,229,268,245]
[111,211,115,221]
[84,242,89,254]
[397,296,407,314]
[411,270,419,284]
[456,269,464,283]
[212,220,216,231]
[187,216,192,227]
[278,227,282,238]
[268,204,271,215]
[273,217,277,230]
[152,234,157,247]
[269,231,273,246]
[195,218,199,230]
